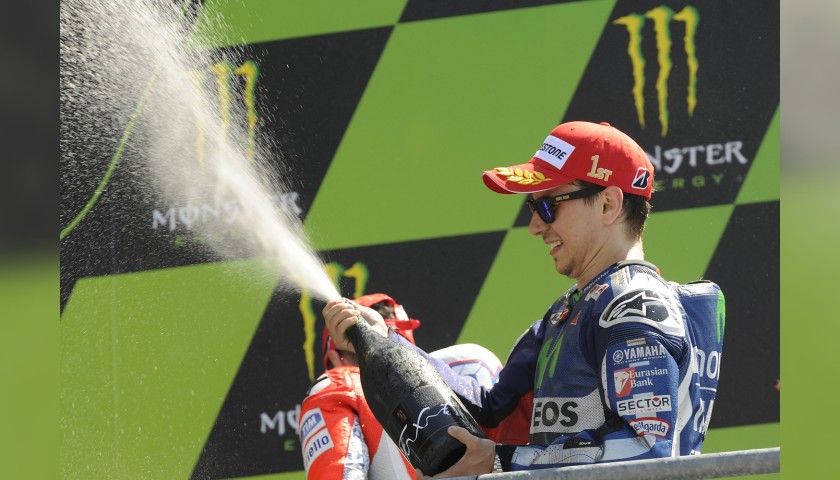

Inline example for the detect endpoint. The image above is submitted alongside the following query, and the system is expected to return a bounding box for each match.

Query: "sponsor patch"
[614,367,635,397]
[531,390,604,434]
[614,268,630,287]
[549,306,570,325]
[616,394,672,416]
[634,367,668,379]
[534,134,576,170]
[585,283,609,302]
[632,167,651,190]
[614,366,666,397]
[299,408,327,446]
[629,417,671,438]
[611,342,668,366]
[302,428,334,471]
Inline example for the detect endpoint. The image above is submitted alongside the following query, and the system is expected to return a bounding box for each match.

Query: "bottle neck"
[345,318,372,350]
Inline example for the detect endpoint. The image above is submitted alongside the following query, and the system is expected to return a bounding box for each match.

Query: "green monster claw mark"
[614,5,700,138]
[235,60,260,162]
[190,69,207,172]
[535,332,564,390]
[674,6,700,117]
[646,6,675,137]
[190,59,259,172]
[299,263,342,382]
[613,14,647,130]
[300,261,369,381]
[212,61,234,155]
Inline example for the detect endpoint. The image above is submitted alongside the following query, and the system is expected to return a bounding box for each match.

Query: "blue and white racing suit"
[395,261,725,471]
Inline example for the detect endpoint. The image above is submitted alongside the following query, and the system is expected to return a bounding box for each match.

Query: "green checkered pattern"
[61,1,779,478]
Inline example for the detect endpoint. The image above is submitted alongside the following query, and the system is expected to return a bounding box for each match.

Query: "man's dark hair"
[369,301,395,319]
[573,180,651,239]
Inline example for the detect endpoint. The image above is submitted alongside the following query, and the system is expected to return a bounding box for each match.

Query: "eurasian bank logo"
[614,6,699,137]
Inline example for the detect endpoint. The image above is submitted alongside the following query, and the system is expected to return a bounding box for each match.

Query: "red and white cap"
[322,293,421,370]
[482,121,654,199]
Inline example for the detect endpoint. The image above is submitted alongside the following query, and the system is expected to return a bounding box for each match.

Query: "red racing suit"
[299,366,415,480]
[298,343,525,479]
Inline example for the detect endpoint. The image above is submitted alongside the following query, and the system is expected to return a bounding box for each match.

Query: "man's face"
[527,183,602,280]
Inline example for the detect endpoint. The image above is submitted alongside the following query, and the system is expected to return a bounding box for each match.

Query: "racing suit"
[430,343,532,445]
[299,366,414,480]
[298,344,511,479]
[400,261,725,471]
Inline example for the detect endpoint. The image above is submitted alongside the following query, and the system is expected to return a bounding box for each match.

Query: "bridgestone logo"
[540,143,568,161]
[534,135,576,171]
[632,167,651,190]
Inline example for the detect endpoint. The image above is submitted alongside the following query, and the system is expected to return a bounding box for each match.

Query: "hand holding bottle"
[325,297,488,475]
[322,298,388,352]
[414,426,496,479]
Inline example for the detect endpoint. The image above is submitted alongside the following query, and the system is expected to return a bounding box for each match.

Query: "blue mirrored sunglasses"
[525,187,604,224]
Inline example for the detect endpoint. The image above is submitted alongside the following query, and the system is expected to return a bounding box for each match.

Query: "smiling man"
[324,121,725,477]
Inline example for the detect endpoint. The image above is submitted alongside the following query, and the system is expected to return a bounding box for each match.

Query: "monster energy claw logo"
[300,261,370,381]
[191,60,259,169]
[614,5,699,137]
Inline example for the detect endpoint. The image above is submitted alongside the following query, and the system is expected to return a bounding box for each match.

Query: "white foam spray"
[60,0,340,301]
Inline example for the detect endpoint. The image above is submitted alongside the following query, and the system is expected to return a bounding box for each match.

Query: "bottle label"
[390,384,479,470]
[396,401,453,459]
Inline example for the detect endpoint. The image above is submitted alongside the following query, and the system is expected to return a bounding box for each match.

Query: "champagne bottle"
[345,318,486,476]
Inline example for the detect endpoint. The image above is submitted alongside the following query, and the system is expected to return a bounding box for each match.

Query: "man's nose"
[528,210,546,236]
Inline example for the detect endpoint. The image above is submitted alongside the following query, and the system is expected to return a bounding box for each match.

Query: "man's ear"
[325,350,343,369]
[600,186,624,225]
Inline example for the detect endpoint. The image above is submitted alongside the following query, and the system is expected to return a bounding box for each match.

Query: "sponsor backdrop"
[60,1,779,478]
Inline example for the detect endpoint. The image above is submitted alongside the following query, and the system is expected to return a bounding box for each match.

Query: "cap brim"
[354,293,395,308]
[482,161,574,194]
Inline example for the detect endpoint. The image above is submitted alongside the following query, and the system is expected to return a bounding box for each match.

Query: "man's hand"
[414,426,496,479]
[322,299,388,352]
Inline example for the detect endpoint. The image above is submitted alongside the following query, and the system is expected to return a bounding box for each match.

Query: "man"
[324,121,725,477]
[299,293,508,479]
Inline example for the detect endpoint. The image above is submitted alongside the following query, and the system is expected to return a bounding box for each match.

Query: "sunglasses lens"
[537,200,554,223]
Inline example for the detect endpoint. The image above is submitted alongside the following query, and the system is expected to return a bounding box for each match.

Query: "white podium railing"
[448,448,780,480]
